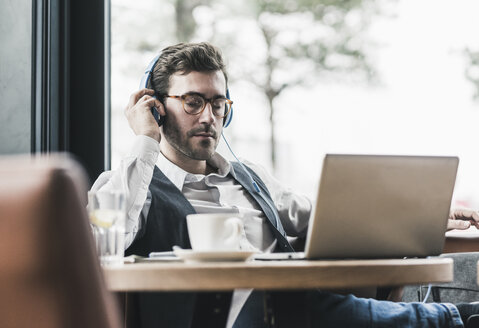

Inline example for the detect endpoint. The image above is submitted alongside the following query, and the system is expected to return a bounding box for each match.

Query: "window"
[111,0,479,208]
[0,0,32,155]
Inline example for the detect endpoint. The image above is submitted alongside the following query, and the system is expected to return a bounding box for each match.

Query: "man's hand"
[447,208,479,231]
[124,88,165,142]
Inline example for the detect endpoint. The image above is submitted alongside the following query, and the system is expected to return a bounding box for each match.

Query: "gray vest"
[126,161,293,257]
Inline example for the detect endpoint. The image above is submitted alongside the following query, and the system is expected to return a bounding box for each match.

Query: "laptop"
[256,154,459,260]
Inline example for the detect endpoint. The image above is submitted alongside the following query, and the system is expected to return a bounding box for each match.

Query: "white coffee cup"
[186,213,244,251]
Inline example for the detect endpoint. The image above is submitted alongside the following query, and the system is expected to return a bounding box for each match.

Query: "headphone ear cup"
[224,88,233,128]
[223,107,233,127]
[141,54,165,127]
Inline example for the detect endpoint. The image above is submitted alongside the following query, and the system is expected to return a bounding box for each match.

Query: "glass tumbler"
[87,190,125,266]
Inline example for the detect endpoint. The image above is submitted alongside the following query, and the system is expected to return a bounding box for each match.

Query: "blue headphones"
[140,54,234,128]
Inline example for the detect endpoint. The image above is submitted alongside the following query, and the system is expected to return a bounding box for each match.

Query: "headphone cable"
[221,133,261,193]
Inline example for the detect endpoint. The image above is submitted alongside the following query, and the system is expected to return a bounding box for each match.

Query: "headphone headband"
[139,54,160,90]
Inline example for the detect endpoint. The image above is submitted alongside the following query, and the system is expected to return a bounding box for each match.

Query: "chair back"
[0,154,120,328]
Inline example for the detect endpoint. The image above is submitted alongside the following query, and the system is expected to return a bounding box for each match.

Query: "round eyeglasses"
[164,94,233,118]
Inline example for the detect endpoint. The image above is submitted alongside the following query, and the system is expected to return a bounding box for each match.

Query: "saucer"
[173,248,255,263]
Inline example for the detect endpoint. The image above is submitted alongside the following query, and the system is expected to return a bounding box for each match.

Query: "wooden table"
[444,228,479,253]
[104,258,453,292]
[105,258,453,328]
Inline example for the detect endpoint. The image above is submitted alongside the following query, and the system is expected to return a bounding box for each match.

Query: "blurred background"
[110,0,479,207]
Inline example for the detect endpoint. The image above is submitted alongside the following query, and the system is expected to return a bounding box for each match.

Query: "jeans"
[233,290,464,328]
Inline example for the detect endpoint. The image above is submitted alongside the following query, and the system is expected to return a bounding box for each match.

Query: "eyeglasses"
[164,94,233,118]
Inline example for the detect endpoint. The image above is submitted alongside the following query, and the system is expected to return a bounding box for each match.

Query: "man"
[92,42,479,328]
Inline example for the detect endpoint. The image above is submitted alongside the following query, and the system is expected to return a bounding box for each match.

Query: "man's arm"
[91,88,164,248]
[91,136,160,248]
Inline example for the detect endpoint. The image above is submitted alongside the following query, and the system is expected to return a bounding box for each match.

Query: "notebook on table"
[255,154,459,260]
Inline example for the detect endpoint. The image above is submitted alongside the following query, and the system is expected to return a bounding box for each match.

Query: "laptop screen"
[304,154,458,259]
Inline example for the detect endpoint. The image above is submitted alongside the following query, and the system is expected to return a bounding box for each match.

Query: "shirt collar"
[156,151,236,191]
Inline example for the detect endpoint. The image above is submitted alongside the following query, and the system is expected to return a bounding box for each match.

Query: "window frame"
[31,0,111,183]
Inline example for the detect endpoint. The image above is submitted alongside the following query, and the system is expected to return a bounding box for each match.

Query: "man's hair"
[149,42,228,96]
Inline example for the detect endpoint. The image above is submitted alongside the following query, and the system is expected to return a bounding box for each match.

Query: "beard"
[162,114,220,160]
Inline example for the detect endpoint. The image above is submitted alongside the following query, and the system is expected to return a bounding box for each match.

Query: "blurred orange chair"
[0,154,120,328]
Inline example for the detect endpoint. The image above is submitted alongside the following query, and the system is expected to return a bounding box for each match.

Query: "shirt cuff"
[130,135,160,165]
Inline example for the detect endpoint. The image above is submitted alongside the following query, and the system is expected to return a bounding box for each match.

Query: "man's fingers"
[123,89,162,142]
[138,94,154,103]
[447,208,479,231]
[128,88,155,108]
[125,96,160,114]
[142,97,159,109]
[451,208,479,222]
[447,219,471,231]
[144,98,164,114]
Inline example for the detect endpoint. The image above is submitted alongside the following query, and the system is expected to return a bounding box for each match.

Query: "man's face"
[161,70,226,161]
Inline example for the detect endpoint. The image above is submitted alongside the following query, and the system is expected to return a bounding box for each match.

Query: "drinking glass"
[87,190,125,266]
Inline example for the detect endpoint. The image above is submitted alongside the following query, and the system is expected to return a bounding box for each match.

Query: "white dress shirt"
[91,135,312,327]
